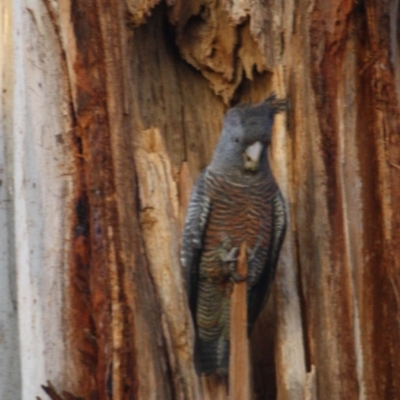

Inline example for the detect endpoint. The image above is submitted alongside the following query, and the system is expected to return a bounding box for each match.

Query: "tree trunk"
[1,0,399,399]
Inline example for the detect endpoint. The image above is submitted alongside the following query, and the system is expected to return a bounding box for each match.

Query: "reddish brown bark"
[33,0,400,399]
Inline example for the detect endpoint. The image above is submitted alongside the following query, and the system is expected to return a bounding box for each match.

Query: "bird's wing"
[181,170,211,317]
[248,190,287,329]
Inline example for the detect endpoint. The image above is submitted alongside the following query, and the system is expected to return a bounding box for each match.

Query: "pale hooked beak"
[243,141,263,171]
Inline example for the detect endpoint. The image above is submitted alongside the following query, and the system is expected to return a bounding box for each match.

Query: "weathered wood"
[133,127,201,400]
[129,2,400,399]
[126,0,160,26]
[178,162,193,230]
[229,243,250,400]
[2,1,74,398]
[2,0,400,399]
[0,1,21,398]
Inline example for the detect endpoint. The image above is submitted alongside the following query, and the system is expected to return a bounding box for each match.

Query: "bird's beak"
[243,141,263,171]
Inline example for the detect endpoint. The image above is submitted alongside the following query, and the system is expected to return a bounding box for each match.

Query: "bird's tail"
[195,336,230,376]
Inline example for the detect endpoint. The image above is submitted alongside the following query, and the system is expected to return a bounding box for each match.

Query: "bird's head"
[210,95,286,176]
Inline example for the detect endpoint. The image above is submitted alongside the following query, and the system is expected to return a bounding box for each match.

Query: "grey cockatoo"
[181,95,287,375]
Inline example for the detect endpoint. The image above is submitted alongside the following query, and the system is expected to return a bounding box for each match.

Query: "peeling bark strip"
[67,1,121,398]
[229,243,250,400]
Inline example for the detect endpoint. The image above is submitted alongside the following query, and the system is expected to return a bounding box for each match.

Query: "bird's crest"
[224,94,287,127]
[234,94,287,116]
[262,93,287,114]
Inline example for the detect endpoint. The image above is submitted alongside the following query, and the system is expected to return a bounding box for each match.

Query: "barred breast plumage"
[181,95,287,375]
[195,169,281,374]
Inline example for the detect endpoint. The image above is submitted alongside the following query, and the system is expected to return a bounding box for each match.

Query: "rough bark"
[1,0,399,400]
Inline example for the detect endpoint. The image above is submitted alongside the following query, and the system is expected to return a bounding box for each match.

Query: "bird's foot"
[223,247,239,263]
[219,246,246,282]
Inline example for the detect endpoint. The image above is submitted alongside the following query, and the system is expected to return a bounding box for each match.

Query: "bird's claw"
[223,247,239,263]
[219,245,247,282]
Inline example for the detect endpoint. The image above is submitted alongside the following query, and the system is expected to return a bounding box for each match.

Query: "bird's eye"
[234,138,240,143]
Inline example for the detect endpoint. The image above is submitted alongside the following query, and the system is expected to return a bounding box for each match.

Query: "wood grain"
[3,1,400,399]
[229,242,250,400]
